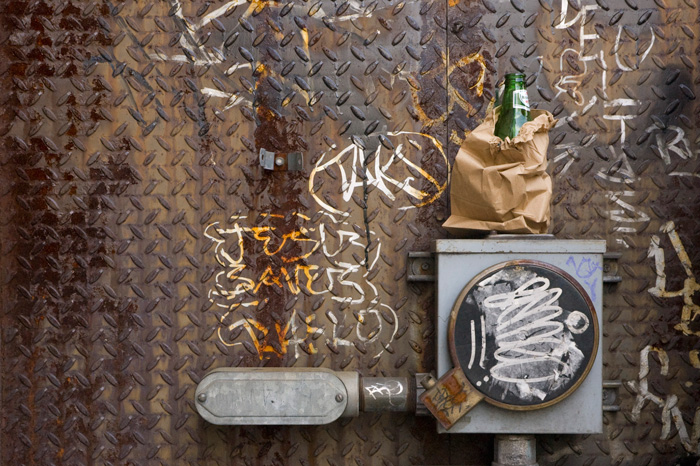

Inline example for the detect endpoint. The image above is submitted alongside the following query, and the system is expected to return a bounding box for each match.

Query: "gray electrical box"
[434,238,605,434]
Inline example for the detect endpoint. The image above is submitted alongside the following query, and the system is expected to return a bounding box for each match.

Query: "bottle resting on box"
[494,73,532,140]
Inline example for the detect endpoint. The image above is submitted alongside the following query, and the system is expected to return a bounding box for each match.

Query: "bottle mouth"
[504,73,525,80]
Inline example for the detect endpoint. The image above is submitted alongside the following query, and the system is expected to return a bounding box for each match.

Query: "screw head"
[335,393,344,403]
[197,393,207,403]
[275,156,285,167]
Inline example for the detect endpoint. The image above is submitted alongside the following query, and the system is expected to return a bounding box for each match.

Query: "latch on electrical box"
[260,148,303,171]
[603,252,622,284]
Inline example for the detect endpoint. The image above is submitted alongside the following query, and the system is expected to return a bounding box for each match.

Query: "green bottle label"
[512,90,530,111]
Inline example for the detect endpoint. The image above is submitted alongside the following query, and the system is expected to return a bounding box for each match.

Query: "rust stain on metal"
[420,367,483,429]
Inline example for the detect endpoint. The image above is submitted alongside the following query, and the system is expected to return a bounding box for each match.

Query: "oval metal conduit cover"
[195,368,348,425]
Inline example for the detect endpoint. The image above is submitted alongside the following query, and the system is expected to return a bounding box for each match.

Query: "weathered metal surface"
[0,0,697,463]
[421,367,484,430]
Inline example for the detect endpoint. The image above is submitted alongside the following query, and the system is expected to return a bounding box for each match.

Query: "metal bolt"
[420,374,437,390]
[450,21,465,34]
[197,393,207,403]
[335,393,344,403]
[421,262,430,271]
[275,156,285,166]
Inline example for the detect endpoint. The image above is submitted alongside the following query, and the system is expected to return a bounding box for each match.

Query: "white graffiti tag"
[626,346,700,454]
[364,380,405,407]
[309,132,447,217]
[204,212,398,360]
[648,221,700,336]
[478,271,586,400]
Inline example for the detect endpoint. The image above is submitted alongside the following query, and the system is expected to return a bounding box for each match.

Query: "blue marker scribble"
[566,256,602,301]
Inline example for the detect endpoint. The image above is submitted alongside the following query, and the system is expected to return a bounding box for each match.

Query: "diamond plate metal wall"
[0,0,698,464]
[444,0,700,461]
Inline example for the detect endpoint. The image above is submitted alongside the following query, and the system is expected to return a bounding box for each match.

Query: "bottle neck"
[504,76,525,88]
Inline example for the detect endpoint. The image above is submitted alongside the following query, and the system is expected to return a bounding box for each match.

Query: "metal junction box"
[434,238,606,434]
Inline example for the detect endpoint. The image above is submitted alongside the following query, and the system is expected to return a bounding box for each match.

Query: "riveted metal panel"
[0,0,698,463]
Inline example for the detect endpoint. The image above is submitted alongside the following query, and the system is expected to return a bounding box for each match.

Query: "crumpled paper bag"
[443,107,557,234]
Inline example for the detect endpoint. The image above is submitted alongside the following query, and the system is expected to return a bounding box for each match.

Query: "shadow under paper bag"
[443,108,557,235]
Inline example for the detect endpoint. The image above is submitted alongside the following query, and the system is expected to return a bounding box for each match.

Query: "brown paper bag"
[443,107,556,235]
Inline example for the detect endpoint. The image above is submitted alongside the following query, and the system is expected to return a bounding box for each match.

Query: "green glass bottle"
[494,73,532,140]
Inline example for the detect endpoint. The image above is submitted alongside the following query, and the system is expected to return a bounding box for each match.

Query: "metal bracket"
[259,148,275,170]
[259,148,303,171]
[415,373,431,416]
[602,380,621,412]
[407,252,435,282]
[603,252,622,284]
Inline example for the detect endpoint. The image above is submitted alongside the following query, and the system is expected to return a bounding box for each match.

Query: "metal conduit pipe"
[360,377,415,413]
[492,435,539,466]
[196,369,541,466]
[194,368,416,426]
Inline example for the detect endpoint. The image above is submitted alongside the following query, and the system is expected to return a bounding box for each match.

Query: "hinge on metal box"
[407,252,435,282]
[259,148,303,171]
[603,253,622,284]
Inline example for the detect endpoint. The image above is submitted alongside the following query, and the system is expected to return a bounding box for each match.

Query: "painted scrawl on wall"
[204,132,447,361]
[625,221,700,454]
[127,0,452,362]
